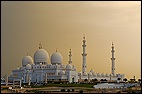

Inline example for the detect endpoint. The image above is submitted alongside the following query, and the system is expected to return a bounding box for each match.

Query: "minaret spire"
[39,42,42,49]
[68,48,72,64]
[83,34,85,40]
[82,35,87,75]
[111,42,116,75]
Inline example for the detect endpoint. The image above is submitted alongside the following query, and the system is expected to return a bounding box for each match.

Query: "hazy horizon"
[1,1,141,80]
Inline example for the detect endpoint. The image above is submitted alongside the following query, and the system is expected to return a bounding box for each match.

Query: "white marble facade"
[8,36,124,84]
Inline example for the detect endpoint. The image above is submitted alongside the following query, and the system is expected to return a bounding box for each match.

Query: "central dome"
[34,49,49,65]
[51,51,63,64]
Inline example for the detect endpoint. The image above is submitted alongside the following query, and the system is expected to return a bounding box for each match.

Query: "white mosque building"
[8,36,124,84]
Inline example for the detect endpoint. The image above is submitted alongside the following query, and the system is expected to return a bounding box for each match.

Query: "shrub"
[72,89,74,92]
[67,89,70,92]
[79,89,83,93]
[61,89,65,92]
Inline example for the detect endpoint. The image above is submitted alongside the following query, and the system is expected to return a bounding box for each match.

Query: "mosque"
[8,36,124,84]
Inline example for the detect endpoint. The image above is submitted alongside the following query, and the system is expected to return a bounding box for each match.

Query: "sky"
[1,1,141,80]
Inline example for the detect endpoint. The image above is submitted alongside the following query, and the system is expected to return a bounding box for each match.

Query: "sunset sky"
[1,1,141,80]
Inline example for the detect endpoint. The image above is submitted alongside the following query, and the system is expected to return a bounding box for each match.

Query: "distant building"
[8,36,124,84]
[93,83,138,89]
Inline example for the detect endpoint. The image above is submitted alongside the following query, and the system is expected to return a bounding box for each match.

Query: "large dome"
[22,55,33,67]
[34,49,49,65]
[51,51,63,64]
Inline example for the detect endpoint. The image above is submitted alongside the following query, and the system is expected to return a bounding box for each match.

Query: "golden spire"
[112,41,114,48]
[83,34,85,40]
[39,42,42,49]
[70,46,71,51]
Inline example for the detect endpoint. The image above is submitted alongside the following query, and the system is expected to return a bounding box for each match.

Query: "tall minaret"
[68,48,72,64]
[111,42,116,76]
[82,35,87,75]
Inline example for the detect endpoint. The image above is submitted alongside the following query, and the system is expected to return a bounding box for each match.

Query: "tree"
[79,89,83,93]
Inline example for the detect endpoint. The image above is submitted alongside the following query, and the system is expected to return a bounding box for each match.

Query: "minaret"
[111,42,116,76]
[68,48,72,64]
[82,35,87,75]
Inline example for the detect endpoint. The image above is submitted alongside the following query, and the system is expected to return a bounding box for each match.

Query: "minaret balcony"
[111,50,115,52]
[82,45,86,47]
[82,53,87,56]
[111,58,115,60]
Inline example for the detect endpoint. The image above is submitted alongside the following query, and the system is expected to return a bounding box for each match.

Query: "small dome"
[78,72,82,75]
[88,72,92,76]
[101,73,104,77]
[60,71,65,75]
[48,64,52,66]
[40,63,42,66]
[83,72,87,76]
[109,74,113,76]
[112,74,116,77]
[90,69,94,73]
[31,63,35,66]
[17,67,19,70]
[26,64,32,70]
[105,73,109,77]
[34,49,49,65]
[97,73,101,77]
[66,64,72,70]
[72,65,76,70]
[93,73,97,76]
[51,51,63,64]
[22,55,33,67]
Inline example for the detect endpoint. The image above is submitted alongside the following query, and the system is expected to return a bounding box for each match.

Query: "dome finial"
[70,47,71,51]
[83,34,85,40]
[39,42,42,49]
